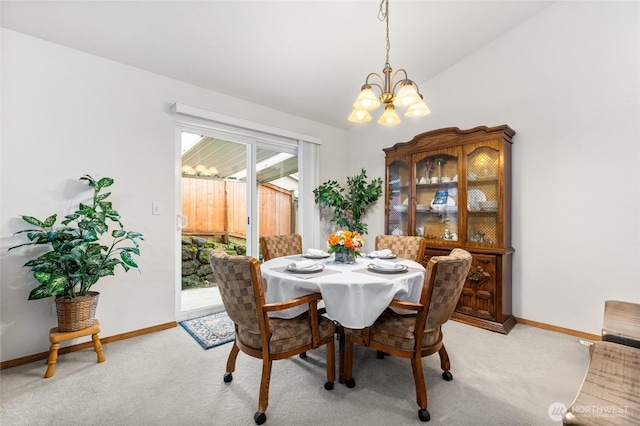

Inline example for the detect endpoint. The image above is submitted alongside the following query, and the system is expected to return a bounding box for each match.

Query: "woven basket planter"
[55,291,100,332]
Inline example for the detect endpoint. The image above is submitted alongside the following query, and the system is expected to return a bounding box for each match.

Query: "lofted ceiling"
[1,1,554,130]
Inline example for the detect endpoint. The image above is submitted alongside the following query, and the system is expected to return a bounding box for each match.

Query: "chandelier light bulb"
[353,86,381,110]
[348,108,373,123]
[393,81,421,107]
[405,97,431,118]
[378,105,401,126]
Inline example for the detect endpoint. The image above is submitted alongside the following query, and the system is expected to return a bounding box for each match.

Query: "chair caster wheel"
[299,352,307,359]
[223,372,233,383]
[418,408,431,422]
[324,381,334,390]
[254,411,267,425]
[345,378,356,388]
[442,371,453,381]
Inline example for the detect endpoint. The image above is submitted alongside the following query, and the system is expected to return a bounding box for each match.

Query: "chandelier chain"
[379,0,390,65]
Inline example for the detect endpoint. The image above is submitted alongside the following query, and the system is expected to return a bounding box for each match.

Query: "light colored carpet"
[0,321,590,425]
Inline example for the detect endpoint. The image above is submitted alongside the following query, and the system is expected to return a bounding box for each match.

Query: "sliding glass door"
[178,129,298,318]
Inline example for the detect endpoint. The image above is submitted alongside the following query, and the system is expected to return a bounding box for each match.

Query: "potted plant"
[8,175,143,331]
[313,168,383,235]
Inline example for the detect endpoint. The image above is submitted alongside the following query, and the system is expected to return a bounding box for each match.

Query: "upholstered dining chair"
[374,234,427,263]
[259,234,303,261]
[343,248,472,422]
[209,250,335,425]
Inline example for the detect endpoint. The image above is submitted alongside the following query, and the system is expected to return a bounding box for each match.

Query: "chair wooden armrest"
[262,293,322,312]
[389,299,424,311]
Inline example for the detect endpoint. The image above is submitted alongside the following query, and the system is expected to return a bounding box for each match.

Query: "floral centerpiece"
[327,230,364,264]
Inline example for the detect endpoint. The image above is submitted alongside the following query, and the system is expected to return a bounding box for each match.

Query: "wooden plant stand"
[45,319,105,378]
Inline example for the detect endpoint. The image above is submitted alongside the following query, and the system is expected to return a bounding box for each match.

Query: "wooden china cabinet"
[383,125,516,334]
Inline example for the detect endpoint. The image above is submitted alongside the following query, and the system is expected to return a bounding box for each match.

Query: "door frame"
[173,106,320,320]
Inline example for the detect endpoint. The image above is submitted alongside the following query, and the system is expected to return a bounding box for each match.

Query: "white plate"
[367,264,408,274]
[367,254,397,260]
[302,253,330,259]
[393,205,408,213]
[467,189,487,211]
[286,263,324,273]
[416,204,429,212]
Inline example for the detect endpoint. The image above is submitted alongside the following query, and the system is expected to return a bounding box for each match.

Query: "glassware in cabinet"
[387,158,410,236]
[414,152,460,242]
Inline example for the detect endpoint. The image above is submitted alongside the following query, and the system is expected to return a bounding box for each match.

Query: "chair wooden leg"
[226,341,240,373]
[438,344,451,371]
[258,358,273,414]
[338,328,346,383]
[325,338,335,389]
[343,334,356,388]
[411,355,428,410]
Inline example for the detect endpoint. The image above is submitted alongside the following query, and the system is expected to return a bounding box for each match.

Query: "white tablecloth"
[261,255,426,329]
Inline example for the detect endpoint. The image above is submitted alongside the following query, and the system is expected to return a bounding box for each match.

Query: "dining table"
[260,252,426,382]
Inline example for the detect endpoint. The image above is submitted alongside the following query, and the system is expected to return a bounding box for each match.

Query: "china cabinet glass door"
[465,146,500,246]
[414,150,460,242]
[387,159,410,236]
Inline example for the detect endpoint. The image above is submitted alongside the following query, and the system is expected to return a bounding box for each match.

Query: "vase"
[334,247,356,264]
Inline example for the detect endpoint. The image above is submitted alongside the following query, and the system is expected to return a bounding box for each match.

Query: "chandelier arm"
[391,78,420,95]
[364,72,385,87]
[367,82,385,96]
[390,68,409,84]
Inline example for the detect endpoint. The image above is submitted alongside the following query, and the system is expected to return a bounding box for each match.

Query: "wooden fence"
[181,177,295,240]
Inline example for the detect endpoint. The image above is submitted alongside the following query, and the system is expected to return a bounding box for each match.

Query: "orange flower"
[327,229,364,253]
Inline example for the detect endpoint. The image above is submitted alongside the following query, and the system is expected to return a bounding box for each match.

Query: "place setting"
[286,259,325,274]
[272,258,340,279]
[366,248,397,260]
[302,248,331,259]
[366,258,409,274]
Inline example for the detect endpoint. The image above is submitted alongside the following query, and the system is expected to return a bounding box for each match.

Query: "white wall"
[1,1,638,363]
[348,1,640,335]
[0,29,349,362]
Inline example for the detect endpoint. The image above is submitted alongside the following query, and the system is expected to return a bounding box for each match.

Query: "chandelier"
[348,0,430,126]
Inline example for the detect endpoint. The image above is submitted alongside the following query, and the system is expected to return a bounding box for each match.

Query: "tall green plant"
[9,175,144,300]
[313,168,383,235]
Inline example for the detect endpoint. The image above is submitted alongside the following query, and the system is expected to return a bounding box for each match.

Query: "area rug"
[179,311,235,350]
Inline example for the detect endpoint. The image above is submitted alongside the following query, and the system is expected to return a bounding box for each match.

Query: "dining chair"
[209,250,335,425]
[343,248,472,422]
[375,234,427,263]
[259,234,303,261]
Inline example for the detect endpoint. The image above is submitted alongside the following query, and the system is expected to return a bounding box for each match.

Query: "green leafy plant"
[313,168,383,235]
[9,175,144,300]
